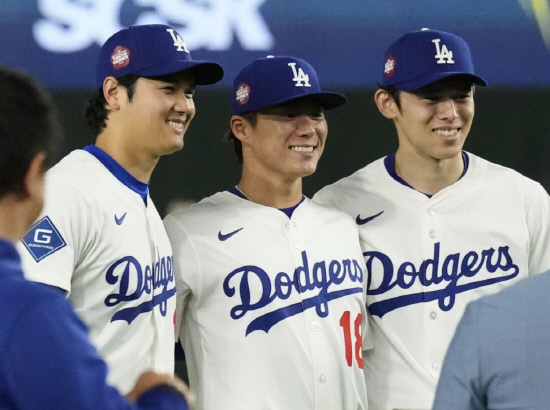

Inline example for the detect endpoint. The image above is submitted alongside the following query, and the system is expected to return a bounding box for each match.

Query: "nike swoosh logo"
[218,228,243,241]
[115,213,127,225]
[356,211,384,225]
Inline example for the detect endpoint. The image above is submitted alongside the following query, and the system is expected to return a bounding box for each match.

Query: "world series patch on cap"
[95,24,224,88]
[380,28,487,91]
[231,55,347,115]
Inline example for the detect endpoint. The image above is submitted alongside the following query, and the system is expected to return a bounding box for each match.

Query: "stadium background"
[2,0,549,217]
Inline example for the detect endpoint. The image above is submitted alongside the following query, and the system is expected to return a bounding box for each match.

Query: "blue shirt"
[433,270,550,409]
[0,238,187,410]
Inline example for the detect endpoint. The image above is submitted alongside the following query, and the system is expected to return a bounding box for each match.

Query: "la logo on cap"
[166,28,189,53]
[432,38,454,64]
[236,83,250,106]
[288,62,311,87]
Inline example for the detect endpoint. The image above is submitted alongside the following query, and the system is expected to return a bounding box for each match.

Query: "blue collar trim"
[83,145,149,203]
[384,151,469,198]
[229,187,305,218]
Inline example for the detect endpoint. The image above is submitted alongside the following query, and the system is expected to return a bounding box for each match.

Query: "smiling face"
[117,71,196,157]
[236,98,328,183]
[391,76,475,162]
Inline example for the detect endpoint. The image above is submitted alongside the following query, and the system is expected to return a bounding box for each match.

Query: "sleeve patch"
[21,216,67,262]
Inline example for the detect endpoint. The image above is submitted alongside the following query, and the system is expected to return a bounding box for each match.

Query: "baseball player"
[313,29,550,410]
[18,24,223,394]
[0,65,193,410]
[163,56,370,409]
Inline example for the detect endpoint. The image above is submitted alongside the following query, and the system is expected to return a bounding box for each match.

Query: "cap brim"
[136,60,224,85]
[266,92,347,111]
[396,72,487,92]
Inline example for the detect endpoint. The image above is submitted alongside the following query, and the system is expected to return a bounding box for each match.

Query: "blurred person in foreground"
[0,65,193,409]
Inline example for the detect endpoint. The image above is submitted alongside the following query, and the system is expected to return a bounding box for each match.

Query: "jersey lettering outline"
[223,250,364,335]
[365,242,519,317]
[104,248,175,324]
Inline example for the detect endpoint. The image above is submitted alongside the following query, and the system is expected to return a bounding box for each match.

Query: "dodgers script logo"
[365,242,519,318]
[223,251,364,335]
[104,249,175,324]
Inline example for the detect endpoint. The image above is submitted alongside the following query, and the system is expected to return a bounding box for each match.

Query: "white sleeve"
[18,181,91,294]
[163,213,200,340]
[525,183,550,275]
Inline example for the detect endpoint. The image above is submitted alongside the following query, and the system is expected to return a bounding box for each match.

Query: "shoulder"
[164,191,240,230]
[304,198,357,226]
[467,152,543,189]
[314,157,386,203]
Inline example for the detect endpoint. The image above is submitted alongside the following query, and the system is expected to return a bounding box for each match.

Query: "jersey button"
[311,320,318,330]
[432,362,439,372]
[428,209,436,217]
[430,311,437,319]
[285,223,290,230]
[319,375,326,383]
[294,241,301,249]
[429,230,436,239]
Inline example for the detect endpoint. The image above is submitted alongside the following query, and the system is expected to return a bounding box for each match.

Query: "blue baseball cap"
[380,28,487,91]
[95,24,224,88]
[231,56,347,115]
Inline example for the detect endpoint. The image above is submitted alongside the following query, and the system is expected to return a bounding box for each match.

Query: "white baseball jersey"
[164,192,370,410]
[18,146,176,394]
[313,152,550,410]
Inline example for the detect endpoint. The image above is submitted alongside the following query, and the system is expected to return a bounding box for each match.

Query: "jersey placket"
[284,215,331,410]
[145,203,163,371]
[422,201,444,379]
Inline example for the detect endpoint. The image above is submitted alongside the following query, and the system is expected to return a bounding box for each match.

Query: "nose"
[174,92,195,116]
[295,115,317,137]
[438,99,458,121]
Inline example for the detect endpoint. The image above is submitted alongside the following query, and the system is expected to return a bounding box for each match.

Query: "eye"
[422,96,440,102]
[162,86,175,93]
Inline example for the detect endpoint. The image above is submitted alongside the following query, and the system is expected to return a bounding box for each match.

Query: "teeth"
[434,129,459,136]
[168,120,184,131]
[291,146,314,153]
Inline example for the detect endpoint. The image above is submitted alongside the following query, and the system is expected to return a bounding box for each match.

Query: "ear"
[230,115,249,143]
[374,89,399,119]
[23,152,47,199]
[103,76,123,111]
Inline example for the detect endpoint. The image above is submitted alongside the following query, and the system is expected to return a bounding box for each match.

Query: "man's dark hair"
[226,111,258,164]
[85,75,139,137]
[0,65,62,198]
[378,84,402,110]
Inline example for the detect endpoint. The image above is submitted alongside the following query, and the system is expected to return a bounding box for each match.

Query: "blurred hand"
[126,370,195,408]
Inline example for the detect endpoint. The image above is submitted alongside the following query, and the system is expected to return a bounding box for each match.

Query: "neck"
[95,134,159,183]
[0,197,33,243]
[237,173,304,209]
[394,150,464,195]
